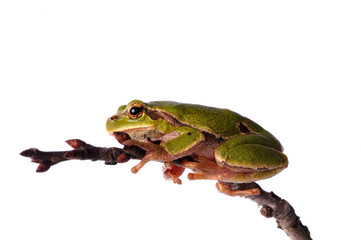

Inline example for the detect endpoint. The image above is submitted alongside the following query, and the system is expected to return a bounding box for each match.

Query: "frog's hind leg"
[175,156,261,196]
[175,156,222,181]
[188,172,218,180]
[215,135,288,182]
[216,181,261,196]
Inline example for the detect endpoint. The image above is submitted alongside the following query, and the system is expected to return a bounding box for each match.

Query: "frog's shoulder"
[146,101,251,138]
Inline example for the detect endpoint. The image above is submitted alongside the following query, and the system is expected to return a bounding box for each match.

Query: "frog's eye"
[128,103,144,119]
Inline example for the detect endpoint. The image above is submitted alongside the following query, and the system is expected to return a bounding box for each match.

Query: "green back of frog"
[146,101,279,144]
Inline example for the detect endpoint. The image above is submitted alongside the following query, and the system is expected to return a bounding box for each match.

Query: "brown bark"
[20,140,311,240]
[223,182,312,240]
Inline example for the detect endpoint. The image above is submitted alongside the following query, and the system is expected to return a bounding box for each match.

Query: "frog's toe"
[131,157,152,174]
[216,181,260,196]
[162,162,185,184]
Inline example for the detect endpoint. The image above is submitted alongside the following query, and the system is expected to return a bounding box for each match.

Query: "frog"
[106,100,288,196]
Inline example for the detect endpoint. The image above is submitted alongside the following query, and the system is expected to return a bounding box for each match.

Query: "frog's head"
[106,100,174,143]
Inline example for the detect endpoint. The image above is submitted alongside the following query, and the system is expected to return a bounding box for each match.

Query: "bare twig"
[225,182,312,240]
[20,140,311,240]
[20,139,145,172]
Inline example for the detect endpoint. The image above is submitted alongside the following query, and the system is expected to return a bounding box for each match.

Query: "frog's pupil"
[130,107,141,115]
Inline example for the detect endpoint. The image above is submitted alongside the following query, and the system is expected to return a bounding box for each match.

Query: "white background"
[1,1,360,239]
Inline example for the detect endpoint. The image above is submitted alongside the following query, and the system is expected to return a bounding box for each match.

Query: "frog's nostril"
[110,115,119,120]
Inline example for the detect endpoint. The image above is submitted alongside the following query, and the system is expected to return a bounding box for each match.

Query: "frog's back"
[147,101,277,142]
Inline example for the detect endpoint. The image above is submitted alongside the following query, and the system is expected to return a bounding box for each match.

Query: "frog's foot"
[216,181,260,196]
[124,140,167,174]
[162,162,185,184]
[130,148,161,174]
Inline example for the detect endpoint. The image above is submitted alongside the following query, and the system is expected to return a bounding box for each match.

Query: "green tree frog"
[106,100,288,196]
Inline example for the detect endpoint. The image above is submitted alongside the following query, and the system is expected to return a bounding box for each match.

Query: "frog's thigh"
[215,136,288,171]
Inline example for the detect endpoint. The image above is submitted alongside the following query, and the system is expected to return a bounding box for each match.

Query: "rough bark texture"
[20,139,145,172]
[20,139,311,240]
[224,182,312,239]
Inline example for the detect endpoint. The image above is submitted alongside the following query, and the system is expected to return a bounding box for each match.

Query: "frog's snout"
[110,113,121,120]
[106,116,117,133]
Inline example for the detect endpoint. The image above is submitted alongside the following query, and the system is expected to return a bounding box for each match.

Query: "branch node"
[260,206,273,218]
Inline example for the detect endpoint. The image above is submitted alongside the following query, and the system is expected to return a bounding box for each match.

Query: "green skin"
[106,100,288,188]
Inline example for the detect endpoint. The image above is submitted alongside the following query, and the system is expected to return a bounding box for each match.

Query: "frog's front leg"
[124,126,204,175]
[160,126,204,155]
[123,140,166,174]
[130,151,154,174]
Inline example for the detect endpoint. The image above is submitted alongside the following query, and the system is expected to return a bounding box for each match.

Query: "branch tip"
[65,139,87,149]
[20,148,37,157]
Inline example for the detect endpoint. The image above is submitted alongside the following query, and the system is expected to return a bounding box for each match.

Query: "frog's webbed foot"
[162,162,185,184]
[216,181,260,196]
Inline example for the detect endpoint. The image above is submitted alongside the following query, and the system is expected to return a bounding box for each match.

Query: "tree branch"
[20,139,145,172]
[224,182,312,240]
[20,139,311,240]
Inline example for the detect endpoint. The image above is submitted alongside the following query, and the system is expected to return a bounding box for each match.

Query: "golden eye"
[128,103,144,119]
